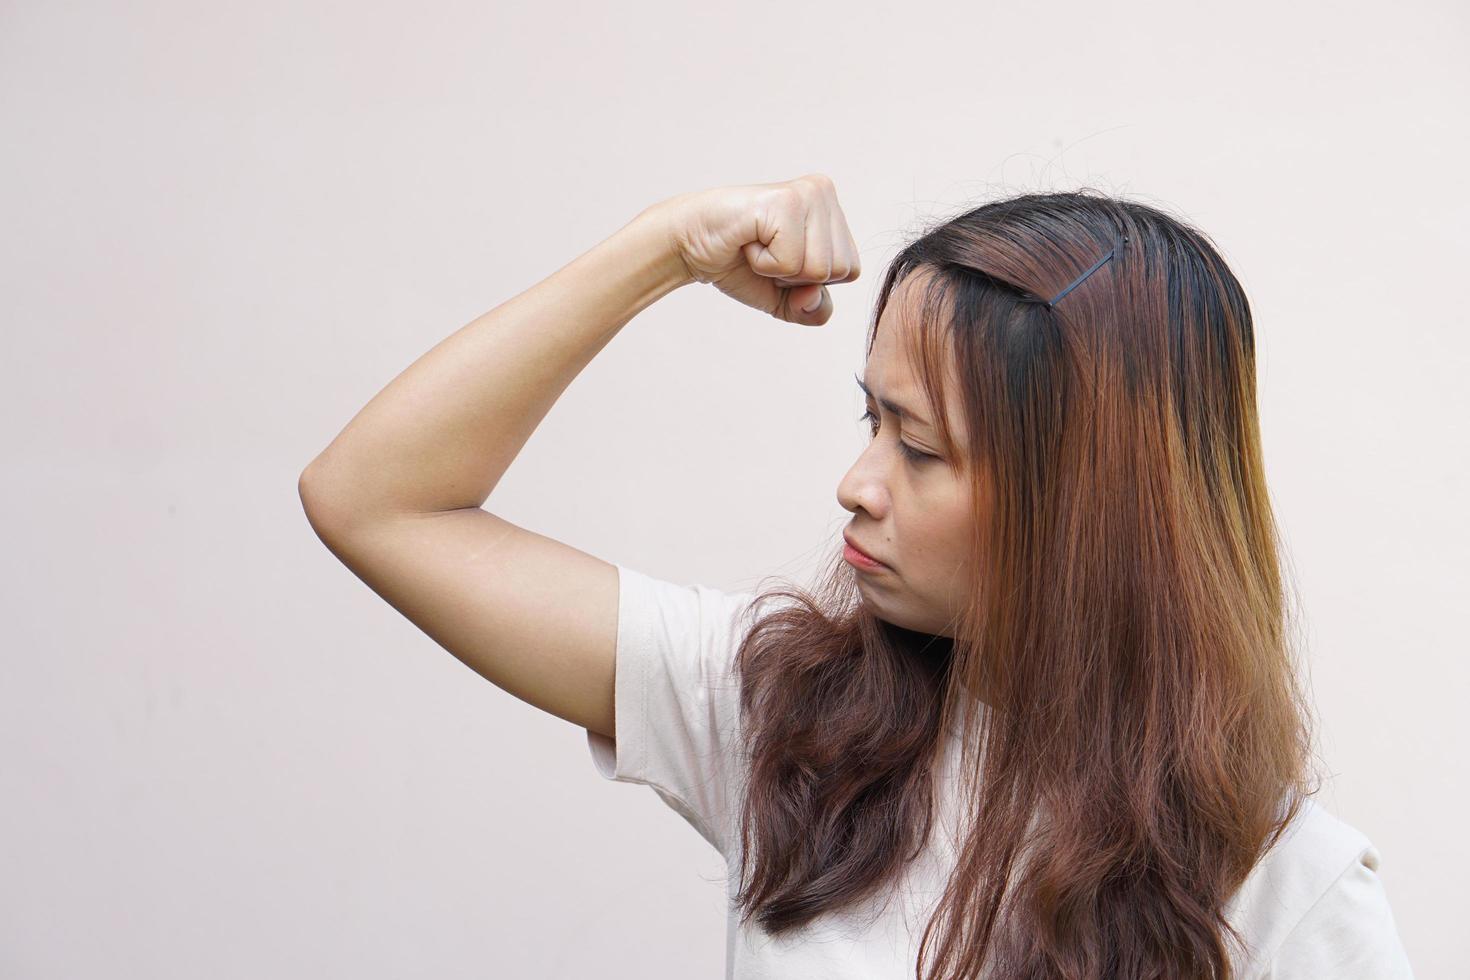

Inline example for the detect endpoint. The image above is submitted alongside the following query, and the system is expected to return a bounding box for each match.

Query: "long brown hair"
[729,190,1321,979]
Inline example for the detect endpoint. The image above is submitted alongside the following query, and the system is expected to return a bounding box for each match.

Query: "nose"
[836,442,890,518]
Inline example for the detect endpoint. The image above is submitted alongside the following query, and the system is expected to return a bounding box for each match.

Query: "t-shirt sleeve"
[1265,844,1415,978]
[584,563,767,858]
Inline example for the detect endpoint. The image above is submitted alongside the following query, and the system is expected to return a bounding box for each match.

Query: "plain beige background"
[2,1,1465,977]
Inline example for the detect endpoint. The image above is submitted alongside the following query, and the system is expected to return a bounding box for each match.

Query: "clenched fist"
[650,173,862,325]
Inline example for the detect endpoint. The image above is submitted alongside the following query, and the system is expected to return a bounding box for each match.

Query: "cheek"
[910,497,972,557]
[929,496,976,563]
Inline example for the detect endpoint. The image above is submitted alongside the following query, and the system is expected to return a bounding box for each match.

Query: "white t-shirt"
[585,564,1415,979]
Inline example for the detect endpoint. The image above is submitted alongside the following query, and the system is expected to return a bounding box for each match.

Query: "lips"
[843,533,887,567]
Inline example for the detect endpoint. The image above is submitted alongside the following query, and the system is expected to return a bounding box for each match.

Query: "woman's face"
[836,289,980,639]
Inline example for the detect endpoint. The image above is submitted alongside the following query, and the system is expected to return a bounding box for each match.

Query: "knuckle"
[771,185,804,210]
[771,252,803,276]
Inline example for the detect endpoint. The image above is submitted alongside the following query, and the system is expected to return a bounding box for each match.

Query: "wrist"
[631,197,698,292]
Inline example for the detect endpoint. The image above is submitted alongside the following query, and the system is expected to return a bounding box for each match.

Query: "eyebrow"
[855,373,935,430]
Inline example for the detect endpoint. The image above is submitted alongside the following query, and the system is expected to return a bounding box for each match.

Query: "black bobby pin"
[1031,234,1130,309]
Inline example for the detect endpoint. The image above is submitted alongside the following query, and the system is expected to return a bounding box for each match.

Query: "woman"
[299,174,1414,978]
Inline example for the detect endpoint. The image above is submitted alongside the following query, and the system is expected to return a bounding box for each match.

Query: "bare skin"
[838,275,979,640]
[299,174,863,739]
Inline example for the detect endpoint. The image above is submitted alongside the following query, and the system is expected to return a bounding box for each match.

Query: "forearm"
[301,201,693,525]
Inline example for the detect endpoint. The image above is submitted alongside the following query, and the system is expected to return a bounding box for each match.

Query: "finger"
[829,211,861,283]
[742,194,809,282]
[800,214,835,288]
[782,283,828,325]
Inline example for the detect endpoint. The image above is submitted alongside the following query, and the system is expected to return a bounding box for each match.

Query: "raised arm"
[299,203,692,523]
[297,176,857,736]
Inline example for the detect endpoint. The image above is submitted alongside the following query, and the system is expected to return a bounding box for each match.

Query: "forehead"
[866,272,952,404]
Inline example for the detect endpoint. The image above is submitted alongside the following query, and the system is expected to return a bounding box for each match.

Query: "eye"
[858,408,937,463]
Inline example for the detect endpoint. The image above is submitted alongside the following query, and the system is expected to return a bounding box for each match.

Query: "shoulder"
[1224,797,1414,977]
[613,565,759,654]
[1243,795,1375,901]
[617,564,785,627]
[588,565,811,858]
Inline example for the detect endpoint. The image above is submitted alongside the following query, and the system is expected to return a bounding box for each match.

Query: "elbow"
[298,461,343,538]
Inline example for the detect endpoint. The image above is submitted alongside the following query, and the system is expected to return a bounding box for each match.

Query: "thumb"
[791,283,827,321]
